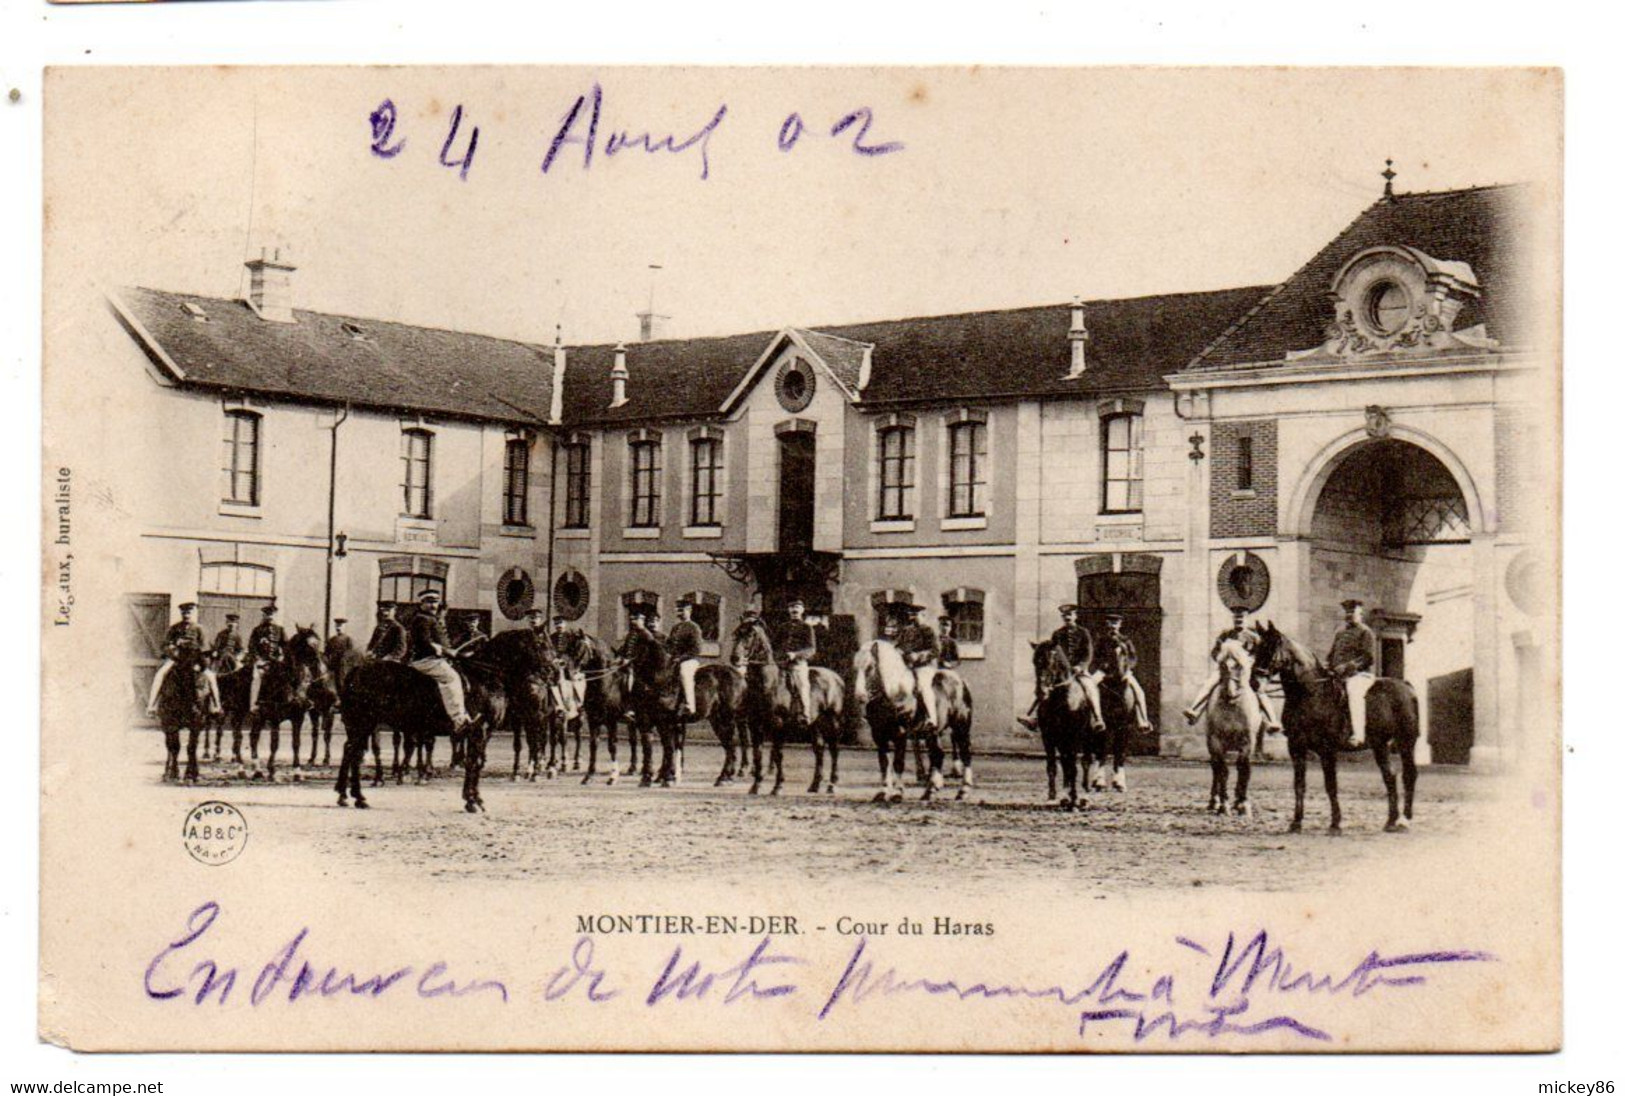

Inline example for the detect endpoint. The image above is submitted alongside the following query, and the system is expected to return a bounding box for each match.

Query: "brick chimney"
[1066,296,1089,377]
[549,327,567,425]
[244,247,296,324]
[610,344,629,408]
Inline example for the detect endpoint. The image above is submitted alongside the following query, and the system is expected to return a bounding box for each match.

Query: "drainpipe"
[323,404,350,639]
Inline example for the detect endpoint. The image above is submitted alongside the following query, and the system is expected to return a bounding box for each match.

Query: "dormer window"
[341,321,369,341]
[182,302,209,323]
[1366,280,1411,335]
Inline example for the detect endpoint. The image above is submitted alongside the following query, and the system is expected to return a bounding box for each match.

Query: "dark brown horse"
[693,663,751,786]
[156,648,211,783]
[1027,638,1104,810]
[247,627,320,781]
[1254,623,1421,834]
[626,628,687,787]
[308,638,362,767]
[1091,631,1139,793]
[730,624,846,796]
[567,631,637,784]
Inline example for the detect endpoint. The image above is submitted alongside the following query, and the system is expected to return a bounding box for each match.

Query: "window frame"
[1100,411,1145,515]
[222,409,262,507]
[941,587,987,653]
[1236,434,1254,493]
[946,418,988,519]
[401,428,435,519]
[628,434,663,529]
[688,435,723,528]
[563,438,592,529]
[877,423,916,521]
[502,436,531,527]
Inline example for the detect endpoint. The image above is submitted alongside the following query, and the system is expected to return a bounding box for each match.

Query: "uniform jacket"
[165,621,206,657]
[896,622,941,668]
[211,627,245,668]
[1102,629,1139,674]
[1327,622,1377,677]
[938,636,961,669]
[1050,624,1093,669]
[1210,624,1261,661]
[408,612,452,663]
[249,621,287,661]
[777,619,817,662]
[668,620,704,662]
[323,632,356,667]
[366,619,409,662]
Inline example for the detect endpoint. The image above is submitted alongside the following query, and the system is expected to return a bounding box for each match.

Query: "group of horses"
[150,617,1421,833]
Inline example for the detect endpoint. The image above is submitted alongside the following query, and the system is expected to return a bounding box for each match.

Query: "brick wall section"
[1209,419,1278,538]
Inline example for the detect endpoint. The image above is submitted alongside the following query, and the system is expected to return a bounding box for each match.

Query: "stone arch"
[1284,424,1488,540]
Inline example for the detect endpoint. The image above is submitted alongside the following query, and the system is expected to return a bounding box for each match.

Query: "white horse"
[852,639,975,802]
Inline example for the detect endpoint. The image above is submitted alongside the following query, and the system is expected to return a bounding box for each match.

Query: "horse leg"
[889,733,907,803]
[1209,751,1229,814]
[1320,749,1342,835]
[912,735,928,786]
[185,722,202,784]
[290,714,305,777]
[1044,736,1058,805]
[162,727,179,782]
[1401,739,1419,823]
[638,718,654,787]
[369,730,383,787]
[826,720,840,795]
[768,723,786,797]
[1374,738,1403,832]
[1112,724,1128,792]
[1234,751,1252,817]
[1288,740,1308,833]
[808,727,825,795]
[922,730,946,802]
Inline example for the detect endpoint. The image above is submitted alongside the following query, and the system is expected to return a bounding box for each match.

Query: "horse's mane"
[729,621,774,665]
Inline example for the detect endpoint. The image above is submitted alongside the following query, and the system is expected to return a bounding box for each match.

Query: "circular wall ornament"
[775,357,816,412]
[1216,551,1271,612]
[496,567,535,621]
[1504,549,1550,616]
[552,569,591,621]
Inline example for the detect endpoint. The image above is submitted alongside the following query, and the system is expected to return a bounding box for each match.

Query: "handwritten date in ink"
[368,85,904,184]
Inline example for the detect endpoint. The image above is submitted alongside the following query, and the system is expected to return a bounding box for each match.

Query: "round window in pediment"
[775,358,816,412]
[1366,280,1412,335]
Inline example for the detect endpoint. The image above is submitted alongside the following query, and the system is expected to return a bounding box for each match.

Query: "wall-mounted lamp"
[334,532,349,559]
[1188,432,1206,464]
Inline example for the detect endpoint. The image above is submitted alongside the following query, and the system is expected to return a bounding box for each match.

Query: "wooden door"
[1076,571,1162,754]
[125,593,170,725]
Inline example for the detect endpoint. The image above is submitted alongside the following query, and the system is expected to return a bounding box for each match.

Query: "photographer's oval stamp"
[183,801,248,866]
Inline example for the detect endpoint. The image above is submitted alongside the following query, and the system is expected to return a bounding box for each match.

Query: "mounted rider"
[1017,603,1093,730]
[1100,613,1155,733]
[366,600,409,662]
[937,615,961,670]
[1328,598,1378,748]
[669,597,705,718]
[527,607,581,723]
[407,589,474,733]
[894,602,941,730]
[1182,606,1281,731]
[146,601,222,715]
[776,598,817,725]
[209,612,245,674]
[550,614,587,721]
[247,601,288,715]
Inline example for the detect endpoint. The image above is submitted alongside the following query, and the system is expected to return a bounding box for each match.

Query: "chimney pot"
[243,247,297,324]
[1067,296,1089,376]
[610,343,629,408]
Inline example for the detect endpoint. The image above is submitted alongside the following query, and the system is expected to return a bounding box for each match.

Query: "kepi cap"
[1340,598,1365,610]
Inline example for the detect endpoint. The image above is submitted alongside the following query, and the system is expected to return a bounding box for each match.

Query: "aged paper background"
[36,64,1564,1055]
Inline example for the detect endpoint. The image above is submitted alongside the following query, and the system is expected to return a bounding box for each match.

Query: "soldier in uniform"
[777,598,818,725]
[1100,613,1154,732]
[366,601,409,663]
[324,617,355,669]
[146,601,221,715]
[1018,603,1094,730]
[1182,607,1281,731]
[614,606,647,663]
[669,597,705,717]
[937,616,961,670]
[1328,598,1378,748]
[210,612,245,674]
[550,614,586,722]
[407,589,473,732]
[895,602,942,730]
[247,602,288,716]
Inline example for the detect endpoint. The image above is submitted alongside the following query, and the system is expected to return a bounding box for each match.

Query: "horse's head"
[1031,639,1072,694]
[1215,637,1254,700]
[729,623,771,671]
[1257,621,1317,685]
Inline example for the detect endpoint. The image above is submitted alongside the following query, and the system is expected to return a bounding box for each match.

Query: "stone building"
[110,183,1551,763]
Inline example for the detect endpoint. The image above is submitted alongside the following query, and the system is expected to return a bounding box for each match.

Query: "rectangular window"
[379,572,446,608]
[1102,414,1144,513]
[630,440,662,527]
[1237,435,1254,492]
[945,597,985,644]
[690,438,722,526]
[564,442,591,528]
[948,421,987,517]
[503,438,530,526]
[401,429,433,518]
[878,426,915,520]
[222,411,260,506]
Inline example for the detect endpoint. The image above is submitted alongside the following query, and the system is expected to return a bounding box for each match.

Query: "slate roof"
[112,287,556,424]
[1190,184,1532,371]
[559,286,1271,425]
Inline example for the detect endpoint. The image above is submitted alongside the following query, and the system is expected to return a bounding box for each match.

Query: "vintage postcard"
[39,65,1562,1052]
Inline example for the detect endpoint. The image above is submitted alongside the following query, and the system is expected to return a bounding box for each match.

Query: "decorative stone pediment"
[1288,245,1499,361]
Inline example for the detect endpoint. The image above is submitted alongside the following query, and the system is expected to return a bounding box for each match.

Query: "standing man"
[146,601,221,715]
[408,589,472,733]
[895,602,942,730]
[210,612,245,674]
[937,616,961,670]
[247,602,287,716]
[324,617,355,669]
[777,598,818,725]
[366,601,408,663]
[669,597,705,717]
[1101,613,1154,733]
[1327,598,1377,748]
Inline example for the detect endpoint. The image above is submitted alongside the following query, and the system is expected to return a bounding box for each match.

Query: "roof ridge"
[125,285,556,357]
[1392,181,1526,200]
[1186,197,1389,370]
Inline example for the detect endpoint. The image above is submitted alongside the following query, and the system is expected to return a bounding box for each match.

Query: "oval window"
[1366,280,1411,335]
[553,569,591,621]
